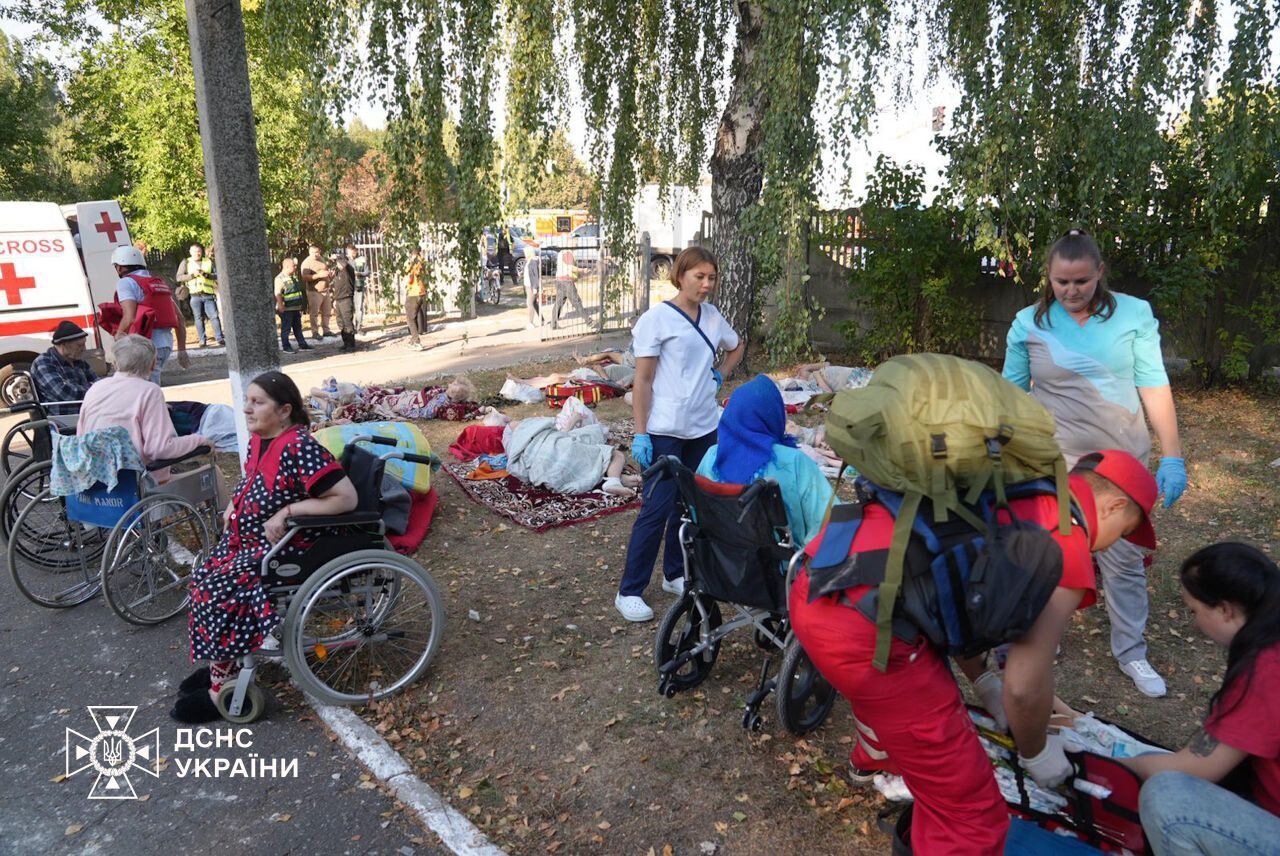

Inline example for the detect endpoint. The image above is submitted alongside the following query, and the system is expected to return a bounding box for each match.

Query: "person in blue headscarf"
[696,374,835,548]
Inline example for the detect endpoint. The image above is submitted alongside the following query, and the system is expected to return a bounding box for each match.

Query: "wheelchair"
[647,455,837,735]
[216,435,445,723]
[6,430,219,624]
[1,375,82,481]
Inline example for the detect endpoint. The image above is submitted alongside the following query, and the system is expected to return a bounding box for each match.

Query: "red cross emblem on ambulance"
[0,262,37,306]
[95,211,126,243]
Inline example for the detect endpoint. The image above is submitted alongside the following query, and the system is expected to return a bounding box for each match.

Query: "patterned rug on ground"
[441,419,639,532]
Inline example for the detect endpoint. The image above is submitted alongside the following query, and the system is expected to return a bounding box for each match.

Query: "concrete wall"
[802,243,1037,360]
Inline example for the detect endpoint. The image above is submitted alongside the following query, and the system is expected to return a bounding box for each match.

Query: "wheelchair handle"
[352,434,398,446]
[642,454,678,481]
[3,401,43,417]
[398,451,441,469]
[147,445,212,471]
[737,478,772,510]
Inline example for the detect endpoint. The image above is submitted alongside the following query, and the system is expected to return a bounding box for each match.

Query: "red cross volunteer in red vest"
[789,449,1158,855]
[110,245,188,384]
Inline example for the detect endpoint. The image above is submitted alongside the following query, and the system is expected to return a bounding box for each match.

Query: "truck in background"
[0,200,131,405]
[552,181,711,280]
[632,180,711,281]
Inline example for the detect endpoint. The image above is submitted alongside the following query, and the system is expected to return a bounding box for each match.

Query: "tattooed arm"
[1119,727,1248,782]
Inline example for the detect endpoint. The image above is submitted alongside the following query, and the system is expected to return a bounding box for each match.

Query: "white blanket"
[505,417,613,495]
[197,404,240,453]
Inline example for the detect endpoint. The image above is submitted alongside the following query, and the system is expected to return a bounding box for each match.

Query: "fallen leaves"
[550,684,580,702]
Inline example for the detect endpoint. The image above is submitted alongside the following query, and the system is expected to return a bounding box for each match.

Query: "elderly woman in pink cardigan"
[77,335,208,482]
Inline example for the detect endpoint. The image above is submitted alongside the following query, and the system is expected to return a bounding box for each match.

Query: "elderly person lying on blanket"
[77,335,209,483]
[503,415,641,498]
[574,344,637,388]
[794,361,873,393]
[506,364,633,392]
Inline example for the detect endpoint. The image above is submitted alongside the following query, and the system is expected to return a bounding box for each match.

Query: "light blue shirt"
[1003,292,1167,463]
[697,443,834,548]
[116,271,174,350]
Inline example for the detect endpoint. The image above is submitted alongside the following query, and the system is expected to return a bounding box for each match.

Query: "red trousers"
[789,571,1008,855]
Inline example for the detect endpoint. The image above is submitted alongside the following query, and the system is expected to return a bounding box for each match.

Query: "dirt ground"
[241,360,1279,855]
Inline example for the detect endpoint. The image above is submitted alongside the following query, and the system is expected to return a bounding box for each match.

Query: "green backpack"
[820,353,1072,670]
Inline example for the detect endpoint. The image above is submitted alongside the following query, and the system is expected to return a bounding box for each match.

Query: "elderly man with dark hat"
[29,321,99,415]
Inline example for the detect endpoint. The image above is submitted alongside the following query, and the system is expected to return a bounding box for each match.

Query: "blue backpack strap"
[809,502,864,569]
[860,480,946,553]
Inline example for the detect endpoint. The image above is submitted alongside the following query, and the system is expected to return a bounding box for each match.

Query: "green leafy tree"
[11,0,354,252]
[509,129,594,211]
[837,157,981,363]
[0,33,65,198]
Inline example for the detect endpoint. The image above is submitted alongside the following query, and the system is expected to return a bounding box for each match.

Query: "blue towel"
[714,374,797,485]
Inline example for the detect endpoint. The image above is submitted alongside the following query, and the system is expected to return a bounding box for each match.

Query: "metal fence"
[345,227,449,321]
[532,232,651,340]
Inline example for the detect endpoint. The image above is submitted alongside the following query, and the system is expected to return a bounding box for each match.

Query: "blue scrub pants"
[618,431,717,597]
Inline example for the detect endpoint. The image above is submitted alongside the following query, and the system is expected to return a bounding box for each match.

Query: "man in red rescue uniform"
[111,245,188,384]
[790,450,1160,854]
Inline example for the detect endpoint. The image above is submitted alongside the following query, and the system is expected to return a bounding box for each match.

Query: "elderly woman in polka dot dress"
[171,371,357,723]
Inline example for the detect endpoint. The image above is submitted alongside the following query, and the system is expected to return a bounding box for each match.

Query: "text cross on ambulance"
[95,211,125,243]
[0,262,37,306]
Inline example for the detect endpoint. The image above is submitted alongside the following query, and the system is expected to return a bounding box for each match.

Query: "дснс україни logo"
[65,706,160,799]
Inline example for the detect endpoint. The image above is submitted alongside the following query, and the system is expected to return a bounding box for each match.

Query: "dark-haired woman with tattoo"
[1119,542,1280,854]
[171,371,358,723]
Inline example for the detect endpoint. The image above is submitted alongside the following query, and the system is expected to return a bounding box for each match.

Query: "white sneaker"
[1120,659,1167,697]
[615,593,654,622]
[661,577,685,597]
[873,773,914,802]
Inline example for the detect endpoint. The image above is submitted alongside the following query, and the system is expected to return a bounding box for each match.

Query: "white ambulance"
[0,200,132,405]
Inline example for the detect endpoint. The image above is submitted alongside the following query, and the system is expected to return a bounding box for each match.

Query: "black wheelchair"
[217,435,446,722]
[647,455,837,735]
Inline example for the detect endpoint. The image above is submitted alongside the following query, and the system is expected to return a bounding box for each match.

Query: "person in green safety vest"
[273,257,312,353]
[176,243,224,348]
[345,242,368,333]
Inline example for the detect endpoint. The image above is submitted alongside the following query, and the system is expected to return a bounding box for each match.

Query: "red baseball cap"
[1075,449,1158,549]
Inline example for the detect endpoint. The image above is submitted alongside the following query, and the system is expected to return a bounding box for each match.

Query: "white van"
[0,200,131,405]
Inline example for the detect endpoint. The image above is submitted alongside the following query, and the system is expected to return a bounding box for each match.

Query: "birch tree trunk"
[709,1,765,352]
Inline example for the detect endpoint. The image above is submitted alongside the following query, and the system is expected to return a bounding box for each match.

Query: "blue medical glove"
[1156,457,1187,507]
[632,433,653,469]
[711,368,723,392]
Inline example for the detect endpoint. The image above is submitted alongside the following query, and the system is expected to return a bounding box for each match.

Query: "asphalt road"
[0,548,444,856]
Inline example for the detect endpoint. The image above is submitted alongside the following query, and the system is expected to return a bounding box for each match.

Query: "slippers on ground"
[178,666,211,694]
[170,689,222,724]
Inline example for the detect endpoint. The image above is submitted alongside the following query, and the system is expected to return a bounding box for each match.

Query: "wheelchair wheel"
[8,487,102,608]
[2,461,108,571]
[101,493,209,625]
[654,594,722,693]
[1,419,49,479]
[775,637,837,735]
[281,550,444,705]
[216,682,265,724]
[0,459,52,544]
